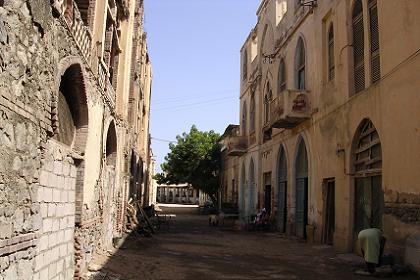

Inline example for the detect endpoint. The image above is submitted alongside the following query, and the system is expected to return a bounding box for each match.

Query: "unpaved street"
[87,206,417,280]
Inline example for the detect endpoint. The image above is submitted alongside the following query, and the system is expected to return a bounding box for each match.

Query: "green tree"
[154,125,221,202]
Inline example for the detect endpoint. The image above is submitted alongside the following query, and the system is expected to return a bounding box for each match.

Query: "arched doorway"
[353,119,383,237]
[102,120,117,249]
[277,146,287,233]
[248,158,256,216]
[295,139,308,238]
[240,163,246,217]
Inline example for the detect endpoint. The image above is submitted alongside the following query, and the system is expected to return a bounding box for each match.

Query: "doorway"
[295,139,308,239]
[322,178,335,245]
[277,146,287,233]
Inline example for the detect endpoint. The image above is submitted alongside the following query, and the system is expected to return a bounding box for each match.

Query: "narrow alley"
[86,205,418,280]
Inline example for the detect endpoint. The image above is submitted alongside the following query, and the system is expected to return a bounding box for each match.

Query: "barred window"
[328,24,335,81]
[278,59,286,92]
[369,0,381,83]
[353,0,365,94]
[295,37,306,90]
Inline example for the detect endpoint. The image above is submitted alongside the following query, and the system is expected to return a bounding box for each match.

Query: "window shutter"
[369,1,381,83]
[353,1,365,94]
[279,59,286,92]
[328,25,335,81]
[296,38,306,90]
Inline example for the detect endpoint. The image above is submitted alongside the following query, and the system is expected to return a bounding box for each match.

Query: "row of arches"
[239,118,383,240]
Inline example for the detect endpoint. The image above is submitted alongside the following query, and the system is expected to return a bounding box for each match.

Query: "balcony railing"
[226,136,248,157]
[269,89,310,129]
[98,60,116,107]
[53,0,92,65]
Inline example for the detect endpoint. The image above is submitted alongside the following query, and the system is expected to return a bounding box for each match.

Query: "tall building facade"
[222,0,420,262]
[0,0,154,279]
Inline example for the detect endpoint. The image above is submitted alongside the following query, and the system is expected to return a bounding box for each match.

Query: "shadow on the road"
[85,205,419,280]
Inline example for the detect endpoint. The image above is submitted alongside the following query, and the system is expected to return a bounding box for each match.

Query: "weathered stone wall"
[1,1,116,279]
[34,140,76,280]
[1,0,153,279]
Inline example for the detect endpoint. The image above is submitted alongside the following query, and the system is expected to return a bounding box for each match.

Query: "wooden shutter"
[369,0,381,83]
[279,59,286,92]
[277,149,287,233]
[250,93,255,132]
[353,0,365,93]
[296,38,306,90]
[328,24,335,81]
[295,178,308,238]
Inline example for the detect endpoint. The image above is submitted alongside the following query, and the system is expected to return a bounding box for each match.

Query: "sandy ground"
[85,205,418,280]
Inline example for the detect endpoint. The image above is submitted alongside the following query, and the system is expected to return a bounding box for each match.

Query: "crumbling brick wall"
[0,1,131,279]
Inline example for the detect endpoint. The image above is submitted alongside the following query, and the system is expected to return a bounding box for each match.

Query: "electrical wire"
[151,137,176,144]
[152,88,238,105]
[153,96,237,112]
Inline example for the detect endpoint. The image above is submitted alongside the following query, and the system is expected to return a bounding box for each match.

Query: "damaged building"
[0,0,154,279]
[221,0,420,269]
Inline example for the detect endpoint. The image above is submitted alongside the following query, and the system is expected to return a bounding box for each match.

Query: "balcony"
[98,60,116,108]
[226,136,248,157]
[52,0,93,65]
[269,89,310,129]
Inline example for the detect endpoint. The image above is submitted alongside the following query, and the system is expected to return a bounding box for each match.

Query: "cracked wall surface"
[0,0,153,279]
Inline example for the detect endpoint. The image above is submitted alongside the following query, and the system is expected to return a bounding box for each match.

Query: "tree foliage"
[154,125,221,201]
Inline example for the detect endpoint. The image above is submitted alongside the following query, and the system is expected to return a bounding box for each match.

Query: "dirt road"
[86,205,418,280]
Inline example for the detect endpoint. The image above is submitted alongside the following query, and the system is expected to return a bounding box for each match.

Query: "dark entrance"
[263,172,271,214]
[322,179,335,245]
[295,139,308,239]
[277,146,287,233]
[355,176,383,234]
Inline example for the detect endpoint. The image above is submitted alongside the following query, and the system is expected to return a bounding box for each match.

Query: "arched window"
[328,24,335,81]
[243,50,248,81]
[295,38,306,90]
[264,83,272,124]
[353,0,365,93]
[278,59,286,92]
[369,0,380,83]
[250,93,256,133]
[242,102,247,135]
[105,121,117,166]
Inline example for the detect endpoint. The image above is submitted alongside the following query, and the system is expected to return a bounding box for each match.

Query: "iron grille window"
[279,59,286,92]
[369,0,381,83]
[353,0,365,94]
[328,24,335,81]
[295,38,306,90]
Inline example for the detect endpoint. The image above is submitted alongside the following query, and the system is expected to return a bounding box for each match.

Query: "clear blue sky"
[144,0,260,172]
